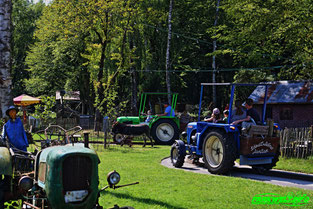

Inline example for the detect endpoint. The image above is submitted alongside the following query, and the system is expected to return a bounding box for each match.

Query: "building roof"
[249,81,313,104]
[56,91,80,101]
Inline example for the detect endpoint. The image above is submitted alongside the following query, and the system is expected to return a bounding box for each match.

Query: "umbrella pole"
[23,106,27,124]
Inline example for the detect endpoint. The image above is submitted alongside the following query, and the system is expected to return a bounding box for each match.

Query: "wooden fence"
[280,126,313,158]
[55,118,78,130]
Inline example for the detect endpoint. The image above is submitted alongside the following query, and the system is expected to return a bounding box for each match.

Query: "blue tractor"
[170,83,281,174]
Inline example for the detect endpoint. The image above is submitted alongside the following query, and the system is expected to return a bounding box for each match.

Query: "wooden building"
[249,81,313,128]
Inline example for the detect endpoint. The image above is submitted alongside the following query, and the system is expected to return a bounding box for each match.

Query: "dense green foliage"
[12,0,45,96]
[11,0,313,114]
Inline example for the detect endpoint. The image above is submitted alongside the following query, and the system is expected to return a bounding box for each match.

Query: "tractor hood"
[36,143,100,209]
[0,147,12,175]
[117,116,141,124]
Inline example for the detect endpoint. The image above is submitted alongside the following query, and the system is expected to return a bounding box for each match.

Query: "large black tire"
[202,130,236,174]
[171,142,185,167]
[150,119,179,145]
[252,145,281,174]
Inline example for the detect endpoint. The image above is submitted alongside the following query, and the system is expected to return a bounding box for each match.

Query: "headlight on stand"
[107,170,120,188]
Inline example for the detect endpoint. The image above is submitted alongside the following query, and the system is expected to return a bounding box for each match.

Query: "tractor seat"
[248,125,269,137]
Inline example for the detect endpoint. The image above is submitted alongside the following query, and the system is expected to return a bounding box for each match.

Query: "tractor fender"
[198,124,239,150]
[0,147,12,176]
[174,140,186,156]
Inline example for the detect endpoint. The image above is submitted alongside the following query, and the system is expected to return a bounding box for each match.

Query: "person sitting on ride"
[222,109,229,123]
[157,102,175,117]
[145,110,153,123]
[1,106,29,151]
[243,98,260,124]
[230,100,250,125]
[204,108,221,123]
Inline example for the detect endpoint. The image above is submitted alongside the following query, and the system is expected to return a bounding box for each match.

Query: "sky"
[33,0,51,4]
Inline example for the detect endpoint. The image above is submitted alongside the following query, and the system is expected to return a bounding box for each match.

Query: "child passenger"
[145,110,153,123]
[204,108,221,123]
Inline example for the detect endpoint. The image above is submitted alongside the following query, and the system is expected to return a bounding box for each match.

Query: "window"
[280,107,293,120]
[38,162,47,183]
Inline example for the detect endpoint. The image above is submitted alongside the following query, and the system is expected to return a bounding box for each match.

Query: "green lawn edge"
[93,145,313,209]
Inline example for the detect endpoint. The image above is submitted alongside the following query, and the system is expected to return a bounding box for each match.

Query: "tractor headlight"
[18,176,33,191]
[107,170,120,187]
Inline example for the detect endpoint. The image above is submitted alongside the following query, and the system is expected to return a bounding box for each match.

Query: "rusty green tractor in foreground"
[0,125,137,209]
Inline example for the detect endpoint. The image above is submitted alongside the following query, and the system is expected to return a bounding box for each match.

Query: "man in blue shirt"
[1,106,29,151]
[158,102,175,117]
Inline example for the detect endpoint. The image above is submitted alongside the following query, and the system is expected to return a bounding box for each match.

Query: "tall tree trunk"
[130,37,137,114]
[165,0,173,103]
[212,0,221,107]
[0,0,12,117]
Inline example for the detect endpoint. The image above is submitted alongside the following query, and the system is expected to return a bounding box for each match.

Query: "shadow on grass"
[104,190,187,209]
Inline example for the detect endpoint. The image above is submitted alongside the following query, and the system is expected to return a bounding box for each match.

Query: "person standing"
[1,106,29,151]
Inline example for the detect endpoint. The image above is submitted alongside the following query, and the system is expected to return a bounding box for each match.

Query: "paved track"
[161,157,313,191]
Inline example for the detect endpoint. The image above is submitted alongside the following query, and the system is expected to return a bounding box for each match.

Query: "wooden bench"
[248,125,269,137]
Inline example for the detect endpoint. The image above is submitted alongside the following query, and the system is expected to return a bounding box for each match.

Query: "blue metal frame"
[184,82,279,166]
[228,85,235,124]
[262,85,269,124]
[198,85,204,122]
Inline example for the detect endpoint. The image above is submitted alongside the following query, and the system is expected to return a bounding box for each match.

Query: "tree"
[218,0,313,82]
[11,0,44,96]
[0,0,13,116]
[165,0,173,103]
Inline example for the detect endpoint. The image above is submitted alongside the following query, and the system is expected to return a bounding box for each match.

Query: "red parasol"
[13,94,41,123]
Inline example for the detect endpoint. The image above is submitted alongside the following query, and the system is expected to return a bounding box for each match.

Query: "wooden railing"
[280,126,313,158]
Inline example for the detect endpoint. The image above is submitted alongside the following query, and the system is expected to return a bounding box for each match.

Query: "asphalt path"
[161,157,313,191]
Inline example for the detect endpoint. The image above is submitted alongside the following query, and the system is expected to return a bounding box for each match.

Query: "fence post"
[84,131,89,148]
[301,128,305,159]
[267,119,274,137]
[281,129,286,158]
[283,128,287,157]
[103,116,109,149]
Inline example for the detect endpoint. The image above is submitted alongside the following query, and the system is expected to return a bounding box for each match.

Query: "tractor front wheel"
[151,119,179,145]
[202,131,236,174]
[171,142,185,167]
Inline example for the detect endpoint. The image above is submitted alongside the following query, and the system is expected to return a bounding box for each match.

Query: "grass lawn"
[31,132,313,175]
[275,157,313,174]
[92,144,313,209]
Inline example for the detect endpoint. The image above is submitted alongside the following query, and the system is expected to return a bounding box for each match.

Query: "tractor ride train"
[1,82,282,208]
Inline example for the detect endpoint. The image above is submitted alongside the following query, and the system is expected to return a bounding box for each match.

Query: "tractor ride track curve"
[161,157,313,191]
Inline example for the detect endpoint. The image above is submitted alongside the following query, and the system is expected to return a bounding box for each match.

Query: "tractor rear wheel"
[171,142,185,167]
[151,119,179,145]
[252,145,281,174]
[202,130,236,174]
[113,134,125,144]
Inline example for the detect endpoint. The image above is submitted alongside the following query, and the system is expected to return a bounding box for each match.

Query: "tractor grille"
[62,155,92,191]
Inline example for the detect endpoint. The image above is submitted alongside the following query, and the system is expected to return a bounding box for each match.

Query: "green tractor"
[0,125,137,209]
[116,92,180,145]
